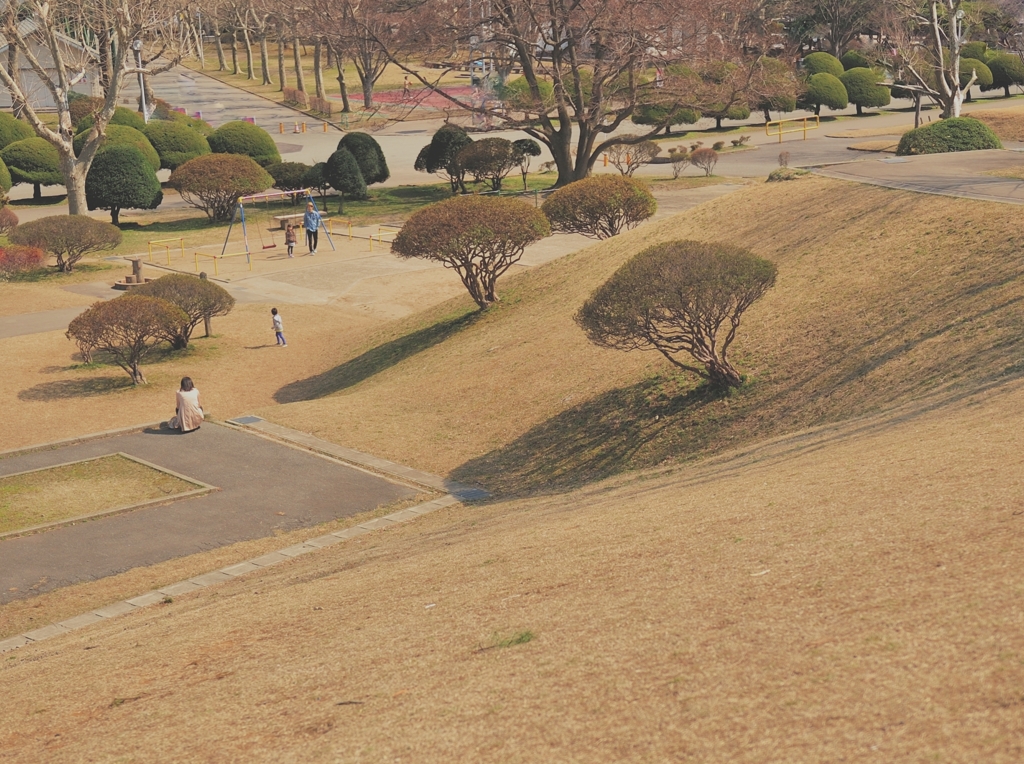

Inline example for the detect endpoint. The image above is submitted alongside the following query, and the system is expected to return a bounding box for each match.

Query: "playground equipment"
[148,237,186,265]
[369,225,401,252]
[222,189,336,260]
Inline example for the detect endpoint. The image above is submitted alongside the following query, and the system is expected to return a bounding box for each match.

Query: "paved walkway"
[812,148,1024,204]
[0,421,419,603]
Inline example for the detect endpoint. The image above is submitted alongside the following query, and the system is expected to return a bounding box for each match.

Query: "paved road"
[0,422,417,603]
[812,148,1024,204]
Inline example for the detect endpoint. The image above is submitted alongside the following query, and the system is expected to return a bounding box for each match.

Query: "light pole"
[132,39,149,124]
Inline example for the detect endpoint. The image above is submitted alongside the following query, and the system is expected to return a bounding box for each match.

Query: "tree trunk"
[326,44,333,69]
[856,103,863,116]
[62,156,88,215]
[110,207,120,226]
[313,38,325,100]
[707,360,742,388]
[914,93,922,128]
[143,74,156,113]
[230,33,239,75]
[277,34,286,90]
[293,37,306,92]
[1006,85,1012,98]
[130,363,146,385]
[204,315,212,337]
[98,28,112,90]
[361,73,373,108]
[332,43,350,112]
[259,35,272,85]
[242,28,255,80]
[33,182,40,200]
[213,24,227,71]
[7,46,23,119]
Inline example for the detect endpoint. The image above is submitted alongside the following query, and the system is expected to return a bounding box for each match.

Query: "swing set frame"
[222,189,336,259]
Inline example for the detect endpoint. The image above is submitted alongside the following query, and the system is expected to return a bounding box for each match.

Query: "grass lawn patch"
[0,453,202,536]
[968,105,1024,141]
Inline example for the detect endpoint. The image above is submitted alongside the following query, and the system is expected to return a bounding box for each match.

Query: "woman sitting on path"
[168,377,204,433]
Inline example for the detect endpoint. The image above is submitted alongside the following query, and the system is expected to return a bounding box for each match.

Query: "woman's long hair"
[180,377,194,392]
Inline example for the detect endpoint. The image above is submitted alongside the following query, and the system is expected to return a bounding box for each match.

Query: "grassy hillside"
[4,378,1023,761]
[265,176,1024,494]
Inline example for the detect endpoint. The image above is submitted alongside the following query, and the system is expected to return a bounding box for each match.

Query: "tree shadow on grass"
[274,310,481,403]
[451,375,732,497]
[18,375,134,401]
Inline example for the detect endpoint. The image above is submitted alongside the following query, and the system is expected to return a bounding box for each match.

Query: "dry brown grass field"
[0,380,1021,762]
[264,176,1024,495]
[969,103,1024,141]
[2,176,1024,760]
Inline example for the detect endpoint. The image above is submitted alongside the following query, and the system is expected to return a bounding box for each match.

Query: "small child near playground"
[285,224,297,258]
[271,307,287,346]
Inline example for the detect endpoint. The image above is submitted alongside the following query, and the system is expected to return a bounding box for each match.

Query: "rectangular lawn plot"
[0,453,209,536]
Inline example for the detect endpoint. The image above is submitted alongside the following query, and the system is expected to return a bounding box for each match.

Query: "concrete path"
[0,307,86,340]
[0,421,418,604]
[812,148,1024,204]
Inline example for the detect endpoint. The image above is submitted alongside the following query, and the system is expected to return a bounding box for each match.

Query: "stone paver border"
[0,452,215,541]
[0,492,461,654]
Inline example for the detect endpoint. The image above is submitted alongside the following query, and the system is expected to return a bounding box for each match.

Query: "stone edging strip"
[225,416,490,502]
[0,453,217,541]
[0,493,461,654]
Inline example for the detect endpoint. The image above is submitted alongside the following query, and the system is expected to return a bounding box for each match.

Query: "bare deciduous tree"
[0,0,188,214]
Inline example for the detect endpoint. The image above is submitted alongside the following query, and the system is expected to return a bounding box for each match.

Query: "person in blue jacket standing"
[303,201,322,255]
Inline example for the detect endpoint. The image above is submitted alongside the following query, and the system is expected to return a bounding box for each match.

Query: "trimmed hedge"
[168,154,273,221]
[0,137,62,198]
[85,145,163,225]
[74,125,160,171]
[142,121,211,170]
[266,161,311,191]
[10,214,122,272]
[985,53,1024,97]
[841,50,872,70]
[76,106,147,134]
[896,117,1002,155]
[803,72,848,114]
[0,155,11,193]
[839,68,891,115]
[207,120,281,166]
[803,52,844,78]
[960,58,993,90]
[541,175,657,239]
[324,148,367,208]
[0,112,34,151]
[337,132,389,185]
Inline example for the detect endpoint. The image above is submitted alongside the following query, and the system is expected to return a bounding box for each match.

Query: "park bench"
[272,213,305,230]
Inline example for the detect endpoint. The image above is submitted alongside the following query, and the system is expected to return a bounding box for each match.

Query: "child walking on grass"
[272,307,287,346]
[285,224,297,258]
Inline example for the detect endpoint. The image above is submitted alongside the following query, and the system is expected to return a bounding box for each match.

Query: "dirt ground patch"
[0,453,197,535]
[969,104,1024,141]
[1,380,1021,761]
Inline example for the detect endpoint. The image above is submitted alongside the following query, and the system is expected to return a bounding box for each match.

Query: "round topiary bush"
[960,58,993,92]
[266,161,311,191]
[86,145,163,225]
[134,273,235,348]
[803,72,848,115]
[10,214,122,272]
[168,154,273,221]
[0,154,12,194]
[0,112,34,151]
[985,53,1024,97]
[324,148,367,210]
[541,175,657,240]
[392,195,550,309]
[839,67,891,115]
[142,121,212,170]
[74,124,160,171]
[841,50,871,70]
[76,106,147,134]
[896,117,1002,156]
[302,162,330,198]
[0,137,62,199]
[207,120,281,167]
[803,52,845,78]
[337,132,389,185]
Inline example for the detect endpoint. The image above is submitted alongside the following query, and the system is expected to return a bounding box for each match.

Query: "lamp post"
[132,39,149,124]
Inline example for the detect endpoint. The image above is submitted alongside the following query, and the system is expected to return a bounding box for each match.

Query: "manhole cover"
[229,416,264,425]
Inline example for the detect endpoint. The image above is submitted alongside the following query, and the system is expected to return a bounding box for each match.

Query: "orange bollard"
[603,153,608,166]
[301,122,307,133]
[279,123,284,133]
[323,122,328,132]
